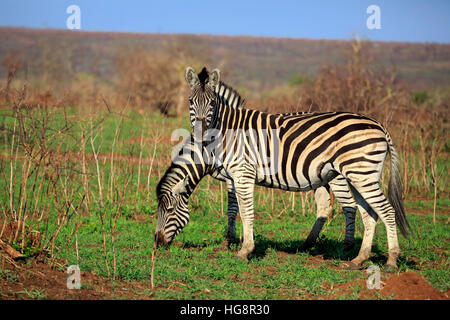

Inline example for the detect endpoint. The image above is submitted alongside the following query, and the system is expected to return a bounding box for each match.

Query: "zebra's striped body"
[155,134,356,250]
[186,67,359,250]
[181,67,410,269]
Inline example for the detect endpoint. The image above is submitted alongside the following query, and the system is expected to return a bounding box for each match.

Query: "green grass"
[52,194,449,299]
[16,288,47,300]
[1,107,448,299]
[405,199,450,210]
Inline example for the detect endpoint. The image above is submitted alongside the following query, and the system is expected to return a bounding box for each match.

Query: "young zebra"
[179,66,410,270]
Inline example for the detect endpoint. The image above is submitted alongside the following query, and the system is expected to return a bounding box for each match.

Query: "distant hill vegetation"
[1,27,449,96]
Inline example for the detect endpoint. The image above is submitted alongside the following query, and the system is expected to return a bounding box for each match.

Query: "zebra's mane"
[214,81,246,110]
[156,139,192,199]
[156,165,176,199]
[156,136,207,200]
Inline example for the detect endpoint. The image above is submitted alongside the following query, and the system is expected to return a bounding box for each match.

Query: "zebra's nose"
[155,231,167,248]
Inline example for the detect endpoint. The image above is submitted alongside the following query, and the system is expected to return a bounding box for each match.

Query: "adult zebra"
[179,66,410,270]
[156,69,369,265]
[188,68,362,249]
[186,67,359,251]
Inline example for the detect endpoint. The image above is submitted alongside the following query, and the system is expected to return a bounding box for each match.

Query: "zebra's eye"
[189,99,193,105]
[166,206,174,213]
[210,101,216,107]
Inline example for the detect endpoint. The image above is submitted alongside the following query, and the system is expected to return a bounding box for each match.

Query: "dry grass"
[254,40,449,202]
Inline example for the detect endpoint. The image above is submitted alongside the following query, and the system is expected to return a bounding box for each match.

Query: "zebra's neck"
[156,138,211,200]
[209,81,246,131]
[157,166,192,200]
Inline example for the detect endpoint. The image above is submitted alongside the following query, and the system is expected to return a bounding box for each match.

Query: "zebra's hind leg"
[342,207,357,251]
[225,180,239,248]
[348,206,377,269]
[302,177,358,252]
[329,176,358,251]
[348,181,400,271]
[301,186,330,250]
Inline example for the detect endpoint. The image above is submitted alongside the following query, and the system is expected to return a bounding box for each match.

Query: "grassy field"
[1,106,448,300]
[55,196,449,299]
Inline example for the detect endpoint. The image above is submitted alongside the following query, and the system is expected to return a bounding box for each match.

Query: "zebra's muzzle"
[155,230,168,248]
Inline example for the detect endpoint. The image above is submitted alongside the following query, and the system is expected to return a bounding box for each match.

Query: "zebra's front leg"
[231,171,256,261]
[226,180,239,247]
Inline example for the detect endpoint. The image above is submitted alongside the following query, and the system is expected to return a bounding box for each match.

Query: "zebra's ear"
[185,67,199,89]
[172,176,189,196]
[209,68,220,88]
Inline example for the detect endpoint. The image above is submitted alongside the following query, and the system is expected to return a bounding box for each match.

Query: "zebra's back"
[217,110,389,191]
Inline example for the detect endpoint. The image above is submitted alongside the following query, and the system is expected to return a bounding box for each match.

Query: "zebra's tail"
[385,131,411,238]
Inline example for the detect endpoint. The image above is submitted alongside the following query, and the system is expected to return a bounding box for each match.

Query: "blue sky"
[0,0,449,43]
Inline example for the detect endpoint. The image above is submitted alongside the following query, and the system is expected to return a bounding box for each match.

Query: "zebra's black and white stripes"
[157,68,359,251]
[155,134,355,250]
[186,67,360,250]
[155,136,210,244]
[180,67,410,269]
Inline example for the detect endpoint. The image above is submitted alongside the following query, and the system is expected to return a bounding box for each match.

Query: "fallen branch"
[0,239,24,260]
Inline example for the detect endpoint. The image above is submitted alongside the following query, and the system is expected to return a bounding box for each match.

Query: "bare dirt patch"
[407,207,449,217]
[377,271,449,300]
[0,221,155,300]
[324,271,449,300]
[0,255,156,300]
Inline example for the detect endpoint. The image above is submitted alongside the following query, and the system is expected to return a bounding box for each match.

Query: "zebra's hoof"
[383,264,398,273]
[343,241,355,252]
[299,242,314,252]
[221,241,230,250]
[347,262,362,270]
[236,254,248,263]
[226,237,237,248]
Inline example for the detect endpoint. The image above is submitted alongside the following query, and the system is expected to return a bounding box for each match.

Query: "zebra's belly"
[255,163,338,192]
[255,171,335,192]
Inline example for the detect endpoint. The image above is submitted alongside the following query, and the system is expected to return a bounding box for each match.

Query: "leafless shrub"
[255,39,449,206]
[0,93,86,259]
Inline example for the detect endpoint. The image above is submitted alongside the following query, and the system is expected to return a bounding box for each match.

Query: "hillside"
[1,27,450,95]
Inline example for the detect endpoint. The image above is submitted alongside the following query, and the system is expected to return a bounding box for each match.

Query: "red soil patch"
[0,221,155,300]
[407,208,449,217]
[378,272,448,300]
[0,256,156,300]
[324,271,449,300]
